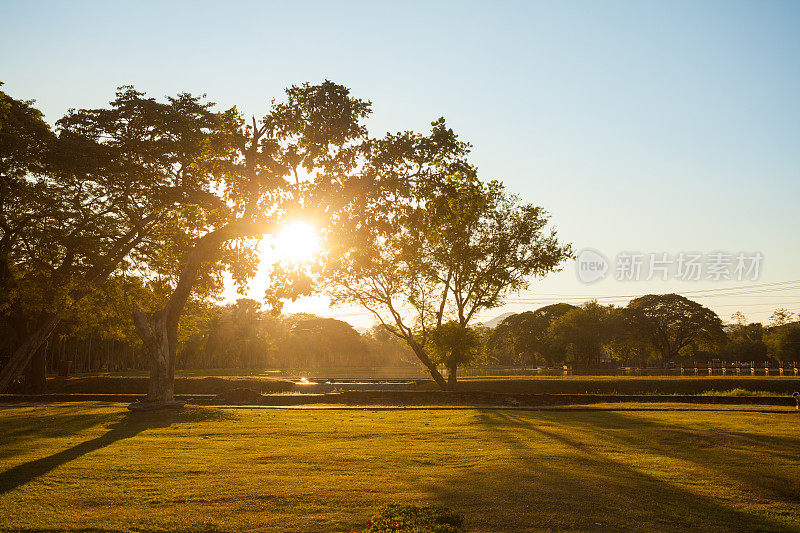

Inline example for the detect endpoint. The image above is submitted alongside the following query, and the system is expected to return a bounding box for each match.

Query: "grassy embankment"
[36,375,800,396]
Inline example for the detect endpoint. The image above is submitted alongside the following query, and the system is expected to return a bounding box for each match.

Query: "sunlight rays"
[269,220,321,265]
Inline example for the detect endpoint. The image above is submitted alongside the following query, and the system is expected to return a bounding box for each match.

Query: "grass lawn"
[0,405,798,532]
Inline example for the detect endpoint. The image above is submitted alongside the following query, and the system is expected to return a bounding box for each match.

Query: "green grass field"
[0,405,798,532]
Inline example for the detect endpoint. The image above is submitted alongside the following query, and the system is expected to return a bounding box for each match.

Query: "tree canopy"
[9,80,790,398]
[623,294,726,366]
[314,121,573,388]
[0,84,247,391]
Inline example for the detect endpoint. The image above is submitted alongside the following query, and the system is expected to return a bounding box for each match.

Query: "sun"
[270,221,320,264]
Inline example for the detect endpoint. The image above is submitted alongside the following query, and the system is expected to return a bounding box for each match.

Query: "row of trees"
[5,75,793,398]
[15,298,416,379]
[6,280,796,388]
[489,298,800,367]
[1,80,571,400]
[16,287,798,384]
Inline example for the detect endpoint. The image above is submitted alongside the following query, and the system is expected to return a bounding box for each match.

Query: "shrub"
[700,388,781,397]
[362,504,464,533]
[421,377,800,395]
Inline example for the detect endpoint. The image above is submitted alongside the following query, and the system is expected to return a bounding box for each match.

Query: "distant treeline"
[1,298,416,376]
[4,289,798,382]
[487,299,800,368]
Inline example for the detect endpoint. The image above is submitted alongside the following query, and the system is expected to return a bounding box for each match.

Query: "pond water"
[293,380,413,392]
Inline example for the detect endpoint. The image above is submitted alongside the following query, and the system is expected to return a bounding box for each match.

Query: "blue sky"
[3,1,799,325]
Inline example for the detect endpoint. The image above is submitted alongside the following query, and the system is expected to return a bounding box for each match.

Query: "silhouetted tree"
[625,294,726,367]
[765,322,800,362]
[549,301,617,367]
[0,85,233,391]
[488,303,576,366]
[429,321,484,386]
[284,315,370,368]
[0,84,60,390]
[319,123,572,389]
[768,308,795,328]
[130,81,371,406]
[603,307,656,367]
[720,320,768,363]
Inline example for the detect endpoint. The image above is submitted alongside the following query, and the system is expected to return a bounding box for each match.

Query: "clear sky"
[3,0,799,327]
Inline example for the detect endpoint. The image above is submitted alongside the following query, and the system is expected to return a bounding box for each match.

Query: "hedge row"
[431,377,800,395]
[0,391,796,407]
[30,375,800,396]
[37,376,294,395]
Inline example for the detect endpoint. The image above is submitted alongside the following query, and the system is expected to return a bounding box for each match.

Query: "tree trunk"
[408,343,448,390]
[428,362,449,390]
[129,220,277,409]
[446,362,458,389]
[132,309,177,405]
[0,314,60,392]
[661,347,672,369]
[2,211,273,399]
[23,345,47,393]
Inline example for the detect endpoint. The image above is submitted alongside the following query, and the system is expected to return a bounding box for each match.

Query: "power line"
[706,301,800,308]
[664,279,800,294]
[506,283,800,304]
[315,279,800,322]
[510,279,800,300]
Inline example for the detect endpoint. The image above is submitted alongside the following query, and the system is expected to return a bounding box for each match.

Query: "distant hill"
[482,312,515,329]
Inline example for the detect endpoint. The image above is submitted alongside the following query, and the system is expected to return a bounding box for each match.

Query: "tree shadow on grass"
[420,410,791,532]
[0,411,117,463]
[0,410,182,495]
[536,410,800,505]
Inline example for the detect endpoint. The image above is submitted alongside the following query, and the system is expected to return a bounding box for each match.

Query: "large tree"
[549,301,618,367]
[625,294,726,367]
[0,83,60,390]
[765,322,800,362]
[0,86,233,391]
[129,81,371,407]
[488,303,576,366]
[317,124,572,388]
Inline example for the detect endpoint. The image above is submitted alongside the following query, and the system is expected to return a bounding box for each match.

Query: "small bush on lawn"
[700,388,780,397]
[362,504,464,532]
